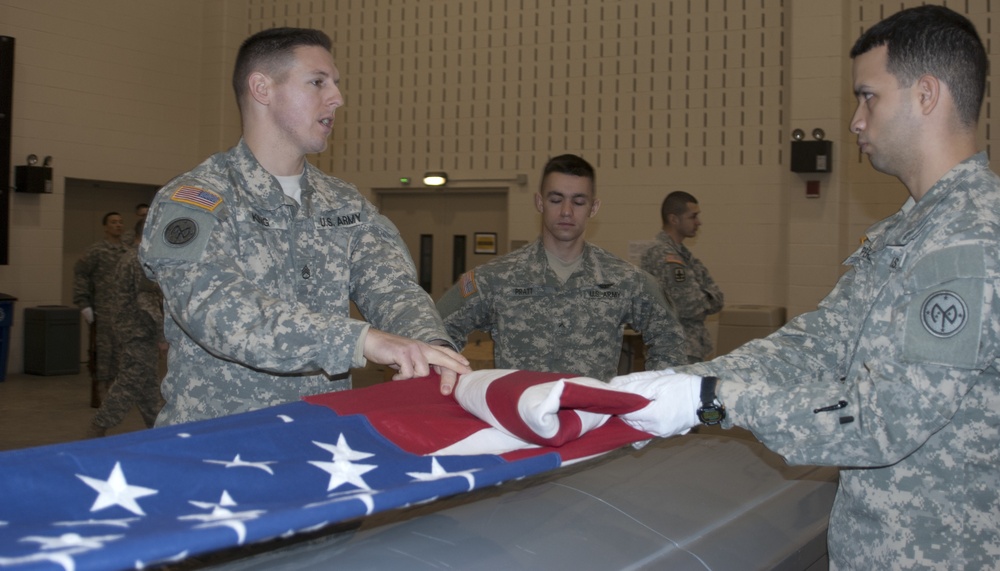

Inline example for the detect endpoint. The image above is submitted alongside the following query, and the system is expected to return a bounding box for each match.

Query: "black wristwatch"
[696,376,726,425]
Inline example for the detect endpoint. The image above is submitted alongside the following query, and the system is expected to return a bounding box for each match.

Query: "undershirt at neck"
[275,174,303,204]
[545,248,583,283]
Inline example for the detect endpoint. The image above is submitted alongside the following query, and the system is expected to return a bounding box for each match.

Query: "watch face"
[697,405,725,425]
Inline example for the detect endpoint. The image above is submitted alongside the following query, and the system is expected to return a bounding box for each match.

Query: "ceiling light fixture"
[422,172,448,186]
[421,172,528,187]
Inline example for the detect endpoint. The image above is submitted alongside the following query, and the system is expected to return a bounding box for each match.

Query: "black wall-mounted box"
[790,140,833,173]
[14,165,52,193]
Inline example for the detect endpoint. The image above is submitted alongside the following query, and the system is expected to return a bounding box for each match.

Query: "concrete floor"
[0,363,391,452]
[0,370,146,450]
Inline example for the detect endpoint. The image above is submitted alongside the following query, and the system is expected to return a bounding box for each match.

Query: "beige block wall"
[0,0,209,372]
[0,0,998,376]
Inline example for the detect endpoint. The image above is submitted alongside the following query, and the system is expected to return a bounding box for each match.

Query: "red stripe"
[484,371,581,447]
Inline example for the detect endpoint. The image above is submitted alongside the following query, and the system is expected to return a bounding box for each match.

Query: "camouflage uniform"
[73,238,129,382]
[140,139,451,426]
[92,248,165,429]
[437,239,687,381]
[641,231,724,362]
[681,153,1000,569]
[121,228,138,248]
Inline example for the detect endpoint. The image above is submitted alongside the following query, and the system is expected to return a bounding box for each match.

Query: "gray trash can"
[24,306,81,375]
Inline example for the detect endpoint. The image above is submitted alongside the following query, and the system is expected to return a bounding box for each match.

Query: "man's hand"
[81,307,95,324]
[363,330,470,393]
[609,369,702,438]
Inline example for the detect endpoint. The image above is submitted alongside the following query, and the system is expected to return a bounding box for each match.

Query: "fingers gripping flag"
[0,372,654,570]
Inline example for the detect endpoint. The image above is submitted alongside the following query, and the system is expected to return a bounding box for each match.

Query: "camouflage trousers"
[93,337,163,429]
[92,318,119,382]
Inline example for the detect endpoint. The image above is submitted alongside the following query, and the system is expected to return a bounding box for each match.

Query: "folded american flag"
[0,372,652,570]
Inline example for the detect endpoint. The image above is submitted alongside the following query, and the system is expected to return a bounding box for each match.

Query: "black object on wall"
[0,36,12,266]
[15,164,52,193]
[790,140,833,173]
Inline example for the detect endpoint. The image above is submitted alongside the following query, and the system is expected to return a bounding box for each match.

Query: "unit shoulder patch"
[920,290,968,338]
[164,218,198,246]
[903,277,984,369]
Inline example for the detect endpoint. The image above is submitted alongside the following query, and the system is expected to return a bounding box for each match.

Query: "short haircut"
[849,5,987,127]
[661,191,698,226]
[541,154,596,194]
[102,211,121,226]
[232,27,332,113]
[135,203,149,212]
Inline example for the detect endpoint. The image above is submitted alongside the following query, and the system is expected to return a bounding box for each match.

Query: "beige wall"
[0,0,211,371]
[0,0,997,375]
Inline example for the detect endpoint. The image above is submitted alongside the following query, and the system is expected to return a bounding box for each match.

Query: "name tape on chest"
[505,285,623,299]
[318,212,363,228]
[246,211,365,230]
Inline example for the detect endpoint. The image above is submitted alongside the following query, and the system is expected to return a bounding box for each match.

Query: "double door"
[377,189,509,300]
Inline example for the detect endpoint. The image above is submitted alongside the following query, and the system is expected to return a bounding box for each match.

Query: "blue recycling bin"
[0,294,16,382]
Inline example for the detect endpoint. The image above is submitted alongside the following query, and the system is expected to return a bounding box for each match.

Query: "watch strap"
[700,376,719,408]
[697,376,725,425]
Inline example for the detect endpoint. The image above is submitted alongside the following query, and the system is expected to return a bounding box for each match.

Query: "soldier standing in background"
[437,154,687,384]
[87,219,165,437]
[641,191,724,362]
[73,211,128,407]
[121,203,149,247]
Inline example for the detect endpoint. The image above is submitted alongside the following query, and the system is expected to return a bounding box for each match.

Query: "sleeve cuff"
[352,324,371,368]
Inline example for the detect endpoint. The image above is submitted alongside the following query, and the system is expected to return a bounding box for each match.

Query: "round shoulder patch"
[921,290,968,338]
[164,218,199,246]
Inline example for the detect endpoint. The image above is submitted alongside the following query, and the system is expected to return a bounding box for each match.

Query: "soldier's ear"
[248,72,272,106]
[914,73,941,117]
[589,198,601,217]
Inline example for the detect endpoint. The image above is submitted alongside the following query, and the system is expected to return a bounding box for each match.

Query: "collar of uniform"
[891,152,989,245]
[229,139,355,214]
[102,238,128,251]
[300,162,357,213]
[657,230,690,258]
[527,239,607,287]
[228,139,288,212]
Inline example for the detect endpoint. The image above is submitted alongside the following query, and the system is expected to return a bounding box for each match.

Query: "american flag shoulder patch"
[459,271,479,298]
[171,186,223,212]
[664,254,685,266]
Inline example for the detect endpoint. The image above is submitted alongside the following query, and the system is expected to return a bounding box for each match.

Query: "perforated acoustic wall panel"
[243,0,787,176]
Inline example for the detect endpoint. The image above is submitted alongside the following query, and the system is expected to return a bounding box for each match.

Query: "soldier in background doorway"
[73,211,129,407]
[121,203,149,247]
[87,219,165,437]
